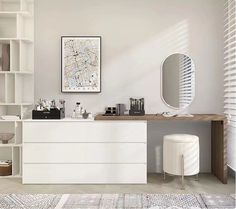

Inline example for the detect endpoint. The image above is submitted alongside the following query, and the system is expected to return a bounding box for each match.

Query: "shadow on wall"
[95,20,190,112]
[35,0,224,115]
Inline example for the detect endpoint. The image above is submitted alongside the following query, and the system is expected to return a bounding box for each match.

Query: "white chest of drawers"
[22,120,147,184]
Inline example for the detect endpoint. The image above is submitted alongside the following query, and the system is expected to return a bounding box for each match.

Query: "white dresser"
[22,120,147,184]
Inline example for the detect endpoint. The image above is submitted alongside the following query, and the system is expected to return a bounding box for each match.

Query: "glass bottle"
[75,102,81,118]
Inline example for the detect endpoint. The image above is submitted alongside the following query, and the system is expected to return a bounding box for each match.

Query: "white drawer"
[23,164,147,184]
[23,143,147,163]
[23,121,147,143]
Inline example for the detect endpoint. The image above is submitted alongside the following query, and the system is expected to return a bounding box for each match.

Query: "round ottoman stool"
[163,134,199,189]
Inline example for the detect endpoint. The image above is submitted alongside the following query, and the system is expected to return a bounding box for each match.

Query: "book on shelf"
[0,43,10,71]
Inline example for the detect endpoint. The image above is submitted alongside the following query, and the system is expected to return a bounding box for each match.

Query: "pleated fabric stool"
[163,134,199,189]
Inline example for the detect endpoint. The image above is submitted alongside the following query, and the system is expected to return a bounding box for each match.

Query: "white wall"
[35,0,224,172]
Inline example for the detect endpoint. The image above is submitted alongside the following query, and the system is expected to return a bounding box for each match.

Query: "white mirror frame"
[160,53,196,110]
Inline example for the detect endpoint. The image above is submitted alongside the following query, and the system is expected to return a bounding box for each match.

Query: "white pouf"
[163,134,199,188]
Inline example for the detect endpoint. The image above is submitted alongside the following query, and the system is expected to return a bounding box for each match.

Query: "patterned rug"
[0,194,235,209]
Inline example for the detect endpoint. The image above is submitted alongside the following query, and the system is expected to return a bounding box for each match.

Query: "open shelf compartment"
[6,73,15,103]
[12,146,20,176]
[0,121,15,144]
[0,39,33,73]
[10,39,20,71]
[0,74,16,103]
[0,105,21,119]
[20,40,33,72]
[15,74,33,103]
[0,13,33,40]
[0,146,21,177]
[0,0,33,179]
[0,39,10,72]
[21,0,34,13]
[0,0,21,12]
[0,147,11,160]
[0,74,6,103]
[0,147,12,177]
[15,121,22,144]
[17,13,33,40]
[0,14,17,38]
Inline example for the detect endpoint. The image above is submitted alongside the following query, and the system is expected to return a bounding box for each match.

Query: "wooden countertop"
[95,114,226,121]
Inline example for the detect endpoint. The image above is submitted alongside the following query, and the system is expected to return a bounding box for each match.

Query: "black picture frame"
[61,36,101,93]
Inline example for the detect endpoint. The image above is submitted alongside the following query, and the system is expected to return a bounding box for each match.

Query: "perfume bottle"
[75,102,81,118]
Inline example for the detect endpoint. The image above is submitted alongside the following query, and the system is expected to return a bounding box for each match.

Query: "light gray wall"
[35,0,224,172]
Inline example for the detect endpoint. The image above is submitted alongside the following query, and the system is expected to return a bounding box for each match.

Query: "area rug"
[0,194,235,209]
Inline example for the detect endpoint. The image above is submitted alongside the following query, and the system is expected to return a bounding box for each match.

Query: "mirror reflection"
[161,53,195,109]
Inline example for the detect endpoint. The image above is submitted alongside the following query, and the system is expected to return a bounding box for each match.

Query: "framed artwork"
[61,36,101,93]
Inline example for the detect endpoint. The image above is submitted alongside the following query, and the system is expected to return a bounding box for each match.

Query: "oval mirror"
[161,53,195,109]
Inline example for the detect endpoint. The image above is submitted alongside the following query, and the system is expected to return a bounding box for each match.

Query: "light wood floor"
[0,174,234,194]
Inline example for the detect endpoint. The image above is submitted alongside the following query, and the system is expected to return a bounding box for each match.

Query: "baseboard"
[228,166,236,178]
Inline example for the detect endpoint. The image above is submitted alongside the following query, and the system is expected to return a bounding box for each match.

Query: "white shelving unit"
[0,0,34,178]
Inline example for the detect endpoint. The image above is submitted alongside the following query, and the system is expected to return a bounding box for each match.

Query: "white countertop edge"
[22,118,147,122]
[23,117,95,122]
